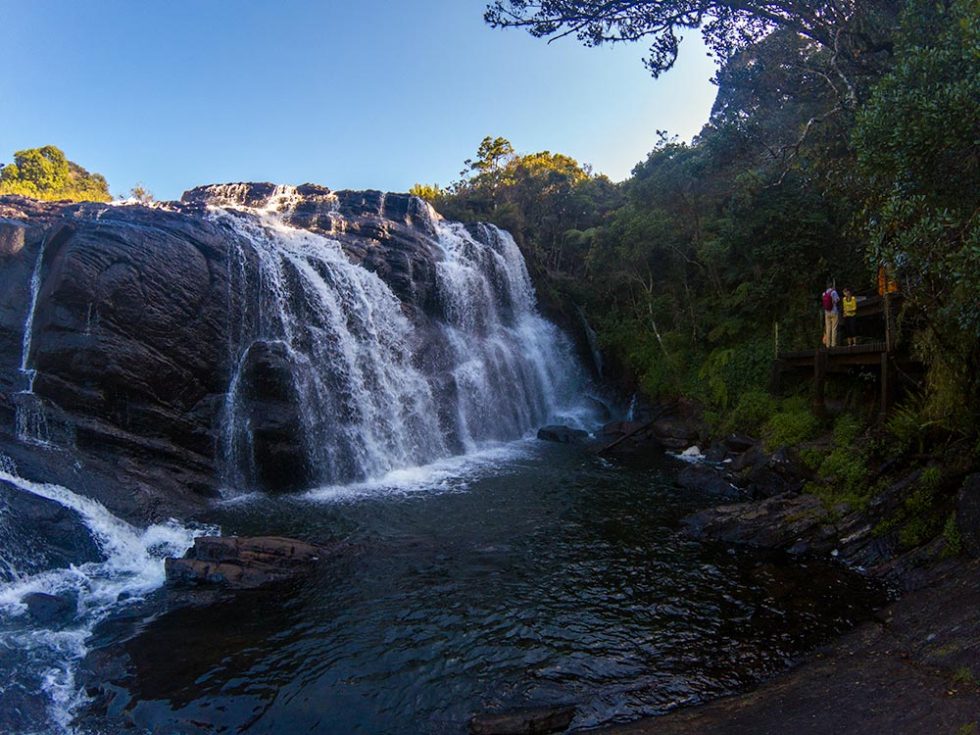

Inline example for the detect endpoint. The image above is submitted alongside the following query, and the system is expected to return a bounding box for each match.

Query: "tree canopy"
[485,1,899,108]
[0,145,111,202]
[431,0,979,438]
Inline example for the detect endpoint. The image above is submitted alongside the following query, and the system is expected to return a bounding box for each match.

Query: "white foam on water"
[301,439,538,503]
[671,446,706,464]
[0,467,215,734]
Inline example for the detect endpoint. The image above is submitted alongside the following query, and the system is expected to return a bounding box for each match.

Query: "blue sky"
[0,0,718,201]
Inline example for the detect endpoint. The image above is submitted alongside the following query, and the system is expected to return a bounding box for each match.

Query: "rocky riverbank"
[583,406,980,734]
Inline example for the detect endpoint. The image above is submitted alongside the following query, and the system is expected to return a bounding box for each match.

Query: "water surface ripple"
[82,442,884,734]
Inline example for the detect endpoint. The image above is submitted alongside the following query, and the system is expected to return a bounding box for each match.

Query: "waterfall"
[15,236,51,446]
[215,202,589,491]
[0,456,212,734]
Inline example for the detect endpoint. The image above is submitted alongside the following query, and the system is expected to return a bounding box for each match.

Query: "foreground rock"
[675,464,742,500]
[682,493,833,551]
[469,705,576,734]
[0,478,103,578]
[165,536,327,589]
[597,559,980,735]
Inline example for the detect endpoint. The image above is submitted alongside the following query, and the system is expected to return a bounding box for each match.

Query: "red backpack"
[821,290,834,311]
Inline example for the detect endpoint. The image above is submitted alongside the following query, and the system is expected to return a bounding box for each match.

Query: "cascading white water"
[218,210,450,488]
[15,236,51,445]
[0,455,213,734]
[216,198,590,491]
[434,221,584,449]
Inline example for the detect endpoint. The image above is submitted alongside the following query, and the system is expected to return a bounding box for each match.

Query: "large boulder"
[537,425,589,444]
[0,478,102,580]
[165,535,328,589]
[676,464,742,500]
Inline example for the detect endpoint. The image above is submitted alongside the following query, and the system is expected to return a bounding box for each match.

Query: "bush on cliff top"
[0,145,111,203]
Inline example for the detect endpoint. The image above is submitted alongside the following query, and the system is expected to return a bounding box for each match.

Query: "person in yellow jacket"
[841,287,858,346]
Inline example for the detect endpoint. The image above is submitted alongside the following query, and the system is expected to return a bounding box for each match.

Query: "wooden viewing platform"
[772,292,906,415]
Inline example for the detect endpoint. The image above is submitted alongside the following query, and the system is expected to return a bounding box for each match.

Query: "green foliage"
[952,666,979,687]
[815,447,871,509]
[129,183,153,204]
[439,136,621,276]
[943,513,964,557]
[833,414,864,447]
[886,395,932,454]
[854,0,980,434]
[408,183,442,202]
[724,388,775,435]
[0,145,110,202]
[433,2,980,449]
[888,466,946,549]
[762,397,820,449]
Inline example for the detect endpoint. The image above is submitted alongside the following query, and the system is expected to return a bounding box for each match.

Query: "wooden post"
[774,321,780,358]
[813,348,828,416]
[880,351,891,419]
[884,291,893,352]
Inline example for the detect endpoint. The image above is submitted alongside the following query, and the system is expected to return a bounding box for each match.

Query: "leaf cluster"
[0,145,111,202]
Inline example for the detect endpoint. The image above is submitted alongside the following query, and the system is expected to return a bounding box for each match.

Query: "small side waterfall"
[15,236,51,445]
[216,199,590,491]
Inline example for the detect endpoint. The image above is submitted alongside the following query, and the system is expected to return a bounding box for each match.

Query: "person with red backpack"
[821,281,840,348]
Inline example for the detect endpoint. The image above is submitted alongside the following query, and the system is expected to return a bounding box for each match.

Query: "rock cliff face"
[0,184,584,521]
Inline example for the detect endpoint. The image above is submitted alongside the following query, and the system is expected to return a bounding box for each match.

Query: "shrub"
[943,513,963,557]
[725,388,776,435]
[833,414,863,447]
[763,397,820,449]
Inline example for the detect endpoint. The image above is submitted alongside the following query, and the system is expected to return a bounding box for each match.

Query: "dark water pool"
[79,441,884,734]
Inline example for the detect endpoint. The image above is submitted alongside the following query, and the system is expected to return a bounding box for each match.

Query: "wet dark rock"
[650,416,701,450]
[537,425,589,444]
[956,473,980,557]
[23,591,76,625]
[599,420,646,438]
[0,186,527,519]
[0,479,102,578]
[676,464,741,500]
[729,445,768,473]
[0,683,49,735]
[469,705,576,735]
[740,448,807,499]
[0,221,26,257]
[234,341,314,492]
[724,434,757,453]
[704,442,727,462]
[165,536,327,589]
[682,493,834,551]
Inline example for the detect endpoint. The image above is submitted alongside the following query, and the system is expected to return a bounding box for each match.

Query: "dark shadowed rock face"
[0,478,103,579]
[0,184,492,521]
[234,340,314,492]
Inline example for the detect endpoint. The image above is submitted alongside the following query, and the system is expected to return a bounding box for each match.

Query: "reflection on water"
[79,441,885,734]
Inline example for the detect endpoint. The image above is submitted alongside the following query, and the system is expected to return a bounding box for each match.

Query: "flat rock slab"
[681,492,834,550]
[595,559,980,735]
[165,535,326,589]
[469,705,576,734]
